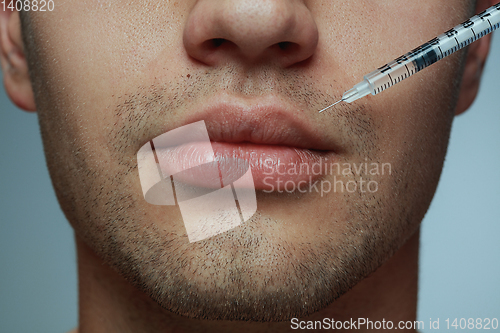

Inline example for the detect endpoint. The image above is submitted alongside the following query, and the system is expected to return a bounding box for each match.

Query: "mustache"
[118,65,339,112]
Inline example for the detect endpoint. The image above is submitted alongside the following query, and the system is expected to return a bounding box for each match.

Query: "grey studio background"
[1,33,499,333]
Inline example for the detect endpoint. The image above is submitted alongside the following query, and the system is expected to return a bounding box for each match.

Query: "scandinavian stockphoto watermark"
[262,158,392,196]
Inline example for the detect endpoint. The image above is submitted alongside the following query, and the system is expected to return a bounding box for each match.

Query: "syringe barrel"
[360,3,500,99]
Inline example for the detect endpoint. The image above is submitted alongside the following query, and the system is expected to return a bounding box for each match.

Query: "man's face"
[20,0,473,321]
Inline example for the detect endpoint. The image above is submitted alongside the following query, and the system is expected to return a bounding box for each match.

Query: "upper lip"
[178,93,335,151]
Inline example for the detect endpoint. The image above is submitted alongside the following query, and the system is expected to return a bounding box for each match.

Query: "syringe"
[319,2,500,113]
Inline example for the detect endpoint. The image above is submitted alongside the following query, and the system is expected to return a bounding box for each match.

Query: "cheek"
[27,1,196,177]
[373,46,466,159]
[28,1,190,126]
[312,0,471,168]
[311,0,472,111]
[365,49,467,228]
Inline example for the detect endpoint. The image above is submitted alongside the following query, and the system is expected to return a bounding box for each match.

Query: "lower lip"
[155,142,331,192]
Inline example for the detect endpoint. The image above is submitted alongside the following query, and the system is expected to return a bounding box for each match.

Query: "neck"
[76,229,419,333]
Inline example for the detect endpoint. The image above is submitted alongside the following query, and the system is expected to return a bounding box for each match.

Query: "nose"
[183,0,319,67]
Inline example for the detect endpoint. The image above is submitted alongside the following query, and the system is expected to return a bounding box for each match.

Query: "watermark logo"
[137,120,257,243]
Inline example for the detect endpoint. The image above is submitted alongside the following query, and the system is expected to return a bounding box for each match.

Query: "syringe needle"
[319,99,342,113]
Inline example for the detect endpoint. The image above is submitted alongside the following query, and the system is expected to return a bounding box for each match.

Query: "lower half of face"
[25,0,472,321]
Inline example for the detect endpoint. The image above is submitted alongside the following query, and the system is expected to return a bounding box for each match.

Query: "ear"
[455,0,495,115]
[0,9,36,112]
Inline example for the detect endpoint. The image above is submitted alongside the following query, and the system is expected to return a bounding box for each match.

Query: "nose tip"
[183,0,319,67]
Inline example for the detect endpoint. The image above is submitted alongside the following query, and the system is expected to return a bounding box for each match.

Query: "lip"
[187,94,333,151]
[148,94,337,192]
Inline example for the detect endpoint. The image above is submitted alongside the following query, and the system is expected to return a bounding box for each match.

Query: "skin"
[0,0,494,332]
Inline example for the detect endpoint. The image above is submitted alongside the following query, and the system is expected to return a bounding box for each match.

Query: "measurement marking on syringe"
[437,46,444,59]
[404,64,411,77]
[487,19,493,30]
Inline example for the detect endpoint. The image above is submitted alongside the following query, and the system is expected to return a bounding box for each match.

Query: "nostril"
[201,38,228,51]
[276,42,300,55]
[198,38,228,54]
[212,38,226,48]
[278,42,292,50]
